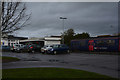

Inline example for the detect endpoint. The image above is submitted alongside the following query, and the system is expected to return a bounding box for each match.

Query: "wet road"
[2,52,119,78]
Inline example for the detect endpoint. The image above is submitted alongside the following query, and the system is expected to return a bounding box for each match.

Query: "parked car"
[10,44,24,52]
[28,44,41,53]
[1,45,10,51]
[47,44,70,54]
[41,45,53,53]
[15,45,26,53]
[16,44,41,53]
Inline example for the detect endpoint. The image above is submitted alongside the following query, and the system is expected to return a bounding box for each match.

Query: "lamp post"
[60,17,67,44]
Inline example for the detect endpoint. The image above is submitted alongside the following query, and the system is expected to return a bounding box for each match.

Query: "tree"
[113,33,120,36]
[62,29,90,46]
[74,32,90,39]
[1,2,31,36]
[62,28,75,46]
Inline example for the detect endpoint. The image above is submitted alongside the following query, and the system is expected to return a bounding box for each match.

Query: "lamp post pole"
[60,17,67,44]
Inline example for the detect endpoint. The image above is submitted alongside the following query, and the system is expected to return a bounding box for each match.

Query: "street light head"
[60,17,67,19]
[63,18,67,19]
[60,17,63,19]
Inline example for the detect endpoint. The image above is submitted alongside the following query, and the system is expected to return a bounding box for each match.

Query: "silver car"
[11,44,24,52]
[41,45,53,53]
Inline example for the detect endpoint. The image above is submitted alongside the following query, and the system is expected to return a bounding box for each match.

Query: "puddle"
[48,59,69,64]
[23,59,40,61]
[22,58,41,61]
[48,59,60,62]
[60,61,69,64]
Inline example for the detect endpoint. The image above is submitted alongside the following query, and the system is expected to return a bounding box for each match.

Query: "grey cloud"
[15,2,118,37]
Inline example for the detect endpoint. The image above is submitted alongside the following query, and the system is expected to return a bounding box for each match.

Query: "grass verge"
[2,56,20,63]
[2,67,118,79]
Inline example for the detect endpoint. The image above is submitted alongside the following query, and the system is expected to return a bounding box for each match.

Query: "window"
[53,45,58,48]
[11,43,13,46]
[107,40,115,45]
[96,40,105,46]
[95,39,115,46]
[80,40,86,46]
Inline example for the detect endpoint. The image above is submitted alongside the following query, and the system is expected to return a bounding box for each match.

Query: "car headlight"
[50,48,54,51]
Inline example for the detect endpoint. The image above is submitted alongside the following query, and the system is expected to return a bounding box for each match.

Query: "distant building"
[20,36,62,47]
[1,38,8,46]
[1,35,28,46]
[44,36,61,45]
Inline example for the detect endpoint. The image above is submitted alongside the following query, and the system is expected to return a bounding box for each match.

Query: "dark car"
[1,45,10,52]
[28,44,41,53]
[16,44,41,53]
[47,44,70,54]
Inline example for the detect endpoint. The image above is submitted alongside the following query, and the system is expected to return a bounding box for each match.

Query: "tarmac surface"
[2,52,120,78]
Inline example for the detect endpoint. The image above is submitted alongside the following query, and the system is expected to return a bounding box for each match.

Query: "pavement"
[2,52,120,78]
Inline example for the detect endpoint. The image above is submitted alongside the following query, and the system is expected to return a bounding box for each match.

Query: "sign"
[1,42,4,45]
[89,40,94,51]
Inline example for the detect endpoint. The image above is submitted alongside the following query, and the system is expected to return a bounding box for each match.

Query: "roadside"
[2,56,20,63]
[2,67,117,79]
[2,52,119,79]
[71,51,119,55]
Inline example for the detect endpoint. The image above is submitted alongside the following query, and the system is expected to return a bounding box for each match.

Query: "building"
[1,35,61,47]
[44,36,61,45]
[8,35,28,46]
[1,35,28,46]
[20,36,61,47]
[1,38,8,46]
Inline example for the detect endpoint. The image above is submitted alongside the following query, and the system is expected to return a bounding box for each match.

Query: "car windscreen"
[60,45,68,47]
[50,45,53,47]
[15,45,21,47]
[36,45,41,48]
[52,45,59,48]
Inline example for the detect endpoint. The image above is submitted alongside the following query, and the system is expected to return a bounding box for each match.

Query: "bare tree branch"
[1,2,31,36]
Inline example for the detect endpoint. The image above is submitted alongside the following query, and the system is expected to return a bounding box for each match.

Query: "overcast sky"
[14,2,118,38]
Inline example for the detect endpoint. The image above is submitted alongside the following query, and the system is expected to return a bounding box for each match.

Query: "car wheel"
[67,50,70,53]
[44,51,47,54]
[32,50,35,53]
[20,50,22,53]
[53,51,57,55]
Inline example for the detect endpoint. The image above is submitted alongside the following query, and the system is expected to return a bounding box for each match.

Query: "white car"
[11,44,24,52]
[41,45,53,53]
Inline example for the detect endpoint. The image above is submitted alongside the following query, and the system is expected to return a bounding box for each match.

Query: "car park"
[15,44,41,53]
[41,45,53,53]
[47,44,70,54]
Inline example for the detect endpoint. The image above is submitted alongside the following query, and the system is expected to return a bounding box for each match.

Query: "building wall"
[1,39,8,46]
[9,40,20,46]
[1,38,20,46]
[44,41,61,45]
[20,37,61,46]
[1,36,61,46]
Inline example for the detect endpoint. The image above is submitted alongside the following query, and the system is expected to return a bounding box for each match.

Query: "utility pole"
[60,17,67,44]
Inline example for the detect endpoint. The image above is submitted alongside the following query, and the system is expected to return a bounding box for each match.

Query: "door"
[88,40,94,51]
